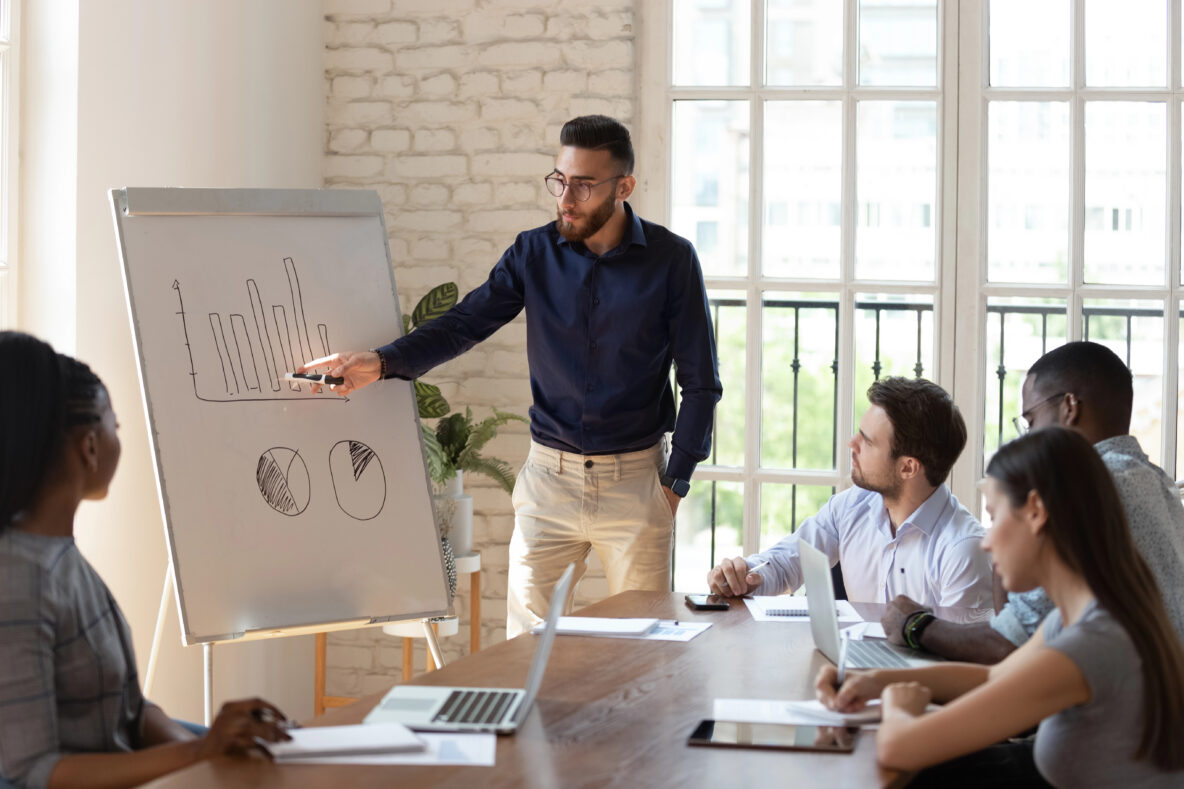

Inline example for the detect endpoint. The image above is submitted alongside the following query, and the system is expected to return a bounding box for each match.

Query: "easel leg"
[422,620,445,671]
[470,569,481,653]
[314,633,326,716]
[203,643,214,726]
[144,564,174,698]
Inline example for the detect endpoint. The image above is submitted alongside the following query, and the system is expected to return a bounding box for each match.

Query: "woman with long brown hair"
[816,426,1184,787]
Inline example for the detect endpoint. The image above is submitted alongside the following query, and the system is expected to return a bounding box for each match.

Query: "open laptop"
[364,563,575,734]
[800,541,943,669]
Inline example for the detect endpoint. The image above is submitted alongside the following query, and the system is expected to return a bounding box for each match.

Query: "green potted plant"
[404,283,527,562]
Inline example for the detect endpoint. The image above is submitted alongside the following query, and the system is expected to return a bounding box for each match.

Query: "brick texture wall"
[322,0,637,699]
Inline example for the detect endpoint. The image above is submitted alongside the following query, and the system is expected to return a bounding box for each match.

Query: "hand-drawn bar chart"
[174,257,341,403]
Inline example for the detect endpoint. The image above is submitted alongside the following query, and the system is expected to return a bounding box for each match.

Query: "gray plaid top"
[0,529,145,788]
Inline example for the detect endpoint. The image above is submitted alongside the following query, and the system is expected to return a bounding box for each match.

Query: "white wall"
[19,0,324,723]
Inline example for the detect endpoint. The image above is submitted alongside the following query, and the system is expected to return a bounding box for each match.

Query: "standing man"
[881,341,1184,662]
[301,115,722,637]
[708,377,993,609]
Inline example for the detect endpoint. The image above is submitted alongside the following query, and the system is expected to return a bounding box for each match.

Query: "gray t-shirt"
[990,435,1184,646]
[0,529,146,789]
[1035,601,1183,788]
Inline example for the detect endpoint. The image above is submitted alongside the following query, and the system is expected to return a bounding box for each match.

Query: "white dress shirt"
[747,484,993,608]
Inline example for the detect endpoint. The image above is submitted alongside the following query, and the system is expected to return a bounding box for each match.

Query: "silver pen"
[836,629,850,686]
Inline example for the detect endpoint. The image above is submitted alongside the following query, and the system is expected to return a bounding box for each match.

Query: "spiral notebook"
[745,595,862,622]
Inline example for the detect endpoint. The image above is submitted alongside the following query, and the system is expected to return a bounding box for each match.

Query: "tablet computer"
[687,719,858,753]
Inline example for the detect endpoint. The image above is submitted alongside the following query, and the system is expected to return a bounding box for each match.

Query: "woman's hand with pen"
[195,698,294,759]
[814,665,887,714]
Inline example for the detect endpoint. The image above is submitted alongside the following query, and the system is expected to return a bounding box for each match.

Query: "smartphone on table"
[687,719,858,753]
[684,593,730,611]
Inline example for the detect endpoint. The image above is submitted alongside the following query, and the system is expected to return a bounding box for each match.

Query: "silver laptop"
[799,541,942,669]
[364,563,574,734]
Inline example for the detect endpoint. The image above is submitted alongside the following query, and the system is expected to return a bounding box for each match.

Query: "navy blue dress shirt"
[376,203,722,482]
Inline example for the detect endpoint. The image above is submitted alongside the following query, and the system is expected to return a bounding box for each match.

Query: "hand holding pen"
[708,557,770,597]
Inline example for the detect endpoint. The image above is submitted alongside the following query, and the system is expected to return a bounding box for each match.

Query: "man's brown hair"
[867,376,966,487]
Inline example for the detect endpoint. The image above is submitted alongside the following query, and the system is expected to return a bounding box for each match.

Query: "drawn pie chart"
[256,447,310,516]
[329,439,386,521]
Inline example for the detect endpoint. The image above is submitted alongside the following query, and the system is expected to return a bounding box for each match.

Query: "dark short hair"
[1027,341,1133,434]
[559,115,634,175]
[867,377,966,487]
[0,331,105,530]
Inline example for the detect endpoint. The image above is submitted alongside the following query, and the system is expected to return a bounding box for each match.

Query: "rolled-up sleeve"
[745,496,844,595]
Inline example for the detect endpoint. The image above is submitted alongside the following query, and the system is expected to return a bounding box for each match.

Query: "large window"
[0,0,17,328]
[639,0,1184,590]
[641,0,953,591]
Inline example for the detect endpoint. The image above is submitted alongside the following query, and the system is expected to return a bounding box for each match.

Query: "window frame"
[636,0,963,560]
[0,0,20,328]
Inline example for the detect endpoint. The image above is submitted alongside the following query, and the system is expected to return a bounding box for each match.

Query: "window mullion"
[1069,0,1085,342]
[743,0,765,555]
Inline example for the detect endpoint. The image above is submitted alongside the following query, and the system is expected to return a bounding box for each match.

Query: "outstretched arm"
[881,595,1017,664]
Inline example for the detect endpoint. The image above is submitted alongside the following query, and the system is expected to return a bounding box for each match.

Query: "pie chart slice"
[329,439,386,521]
[256,447,310,516]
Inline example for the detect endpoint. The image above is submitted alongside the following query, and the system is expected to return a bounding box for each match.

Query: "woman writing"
[0,332,291,789]
[816,426,1184,787]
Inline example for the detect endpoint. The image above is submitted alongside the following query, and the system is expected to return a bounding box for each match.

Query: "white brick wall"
[323,0,637,698]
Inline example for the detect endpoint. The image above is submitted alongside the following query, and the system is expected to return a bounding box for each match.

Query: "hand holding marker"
[284,372,344,386]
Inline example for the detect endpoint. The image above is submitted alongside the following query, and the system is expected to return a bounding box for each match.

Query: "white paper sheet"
[843,621,888,640]
[743,595,863,623]
[267,723,423,760]
[272,732,496,766]
[712,697,882,727]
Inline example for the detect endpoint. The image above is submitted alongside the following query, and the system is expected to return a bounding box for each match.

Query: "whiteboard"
[110,188,449,645]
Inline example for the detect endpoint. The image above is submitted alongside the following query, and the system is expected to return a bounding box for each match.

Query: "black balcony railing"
[679,296,1158,589]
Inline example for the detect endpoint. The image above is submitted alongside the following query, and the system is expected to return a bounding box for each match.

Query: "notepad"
[530,617,660,637]
[746,595,862,622]
[262,723,425,761]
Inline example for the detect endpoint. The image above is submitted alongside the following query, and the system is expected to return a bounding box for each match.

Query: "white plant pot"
[434,471,474,557]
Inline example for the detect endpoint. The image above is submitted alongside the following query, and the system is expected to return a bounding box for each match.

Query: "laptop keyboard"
[432,689,517,725]
[847,639,912,669]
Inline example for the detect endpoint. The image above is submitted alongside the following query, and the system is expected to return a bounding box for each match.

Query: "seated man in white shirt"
[707,377,993,609]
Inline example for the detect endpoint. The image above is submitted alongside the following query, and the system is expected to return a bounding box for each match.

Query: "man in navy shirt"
[301,115,722,636]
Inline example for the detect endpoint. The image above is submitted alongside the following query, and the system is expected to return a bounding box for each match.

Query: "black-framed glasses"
[1013,392,1068,435]
[543,172,623,202]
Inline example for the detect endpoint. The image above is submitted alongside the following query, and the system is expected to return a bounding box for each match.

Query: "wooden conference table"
[144,592,987,789]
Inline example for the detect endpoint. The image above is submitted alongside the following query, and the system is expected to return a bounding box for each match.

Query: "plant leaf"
[459,454,518,493]
[414,380,450,418]
[402,314,411,336]
[420,423,451,483]
[412,282,459,327]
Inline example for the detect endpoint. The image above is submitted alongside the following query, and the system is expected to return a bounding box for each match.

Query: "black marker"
[284,372,345,386]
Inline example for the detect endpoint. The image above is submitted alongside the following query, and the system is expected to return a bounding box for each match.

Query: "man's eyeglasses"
[1013,392,1068,435]
[544,172,623,203]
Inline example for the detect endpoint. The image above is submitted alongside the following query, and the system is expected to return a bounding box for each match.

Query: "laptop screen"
[799,541,842,663]
[515,563,575,722]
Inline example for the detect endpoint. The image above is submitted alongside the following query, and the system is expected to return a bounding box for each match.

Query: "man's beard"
[556,194,616,242]
[851,466,903,500]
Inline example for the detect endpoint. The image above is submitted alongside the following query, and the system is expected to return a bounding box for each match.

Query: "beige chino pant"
[506,439,674,638]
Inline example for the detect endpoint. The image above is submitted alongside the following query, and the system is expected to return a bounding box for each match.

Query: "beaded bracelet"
[370,349,387,380]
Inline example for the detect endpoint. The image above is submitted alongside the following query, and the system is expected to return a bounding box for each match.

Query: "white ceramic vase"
[434,470,474,557]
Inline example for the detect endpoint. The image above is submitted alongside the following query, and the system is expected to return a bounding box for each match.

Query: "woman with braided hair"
[0,332,291,789]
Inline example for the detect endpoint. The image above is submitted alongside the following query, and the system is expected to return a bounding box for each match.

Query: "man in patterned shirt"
[881,341,1184,662]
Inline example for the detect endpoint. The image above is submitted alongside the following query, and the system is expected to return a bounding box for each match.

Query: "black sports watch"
[660,474,690,498]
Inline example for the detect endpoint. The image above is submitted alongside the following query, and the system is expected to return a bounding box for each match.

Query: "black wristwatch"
[660,474,690,498]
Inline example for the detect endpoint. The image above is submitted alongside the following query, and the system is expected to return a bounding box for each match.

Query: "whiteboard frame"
[110,186,451,645]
